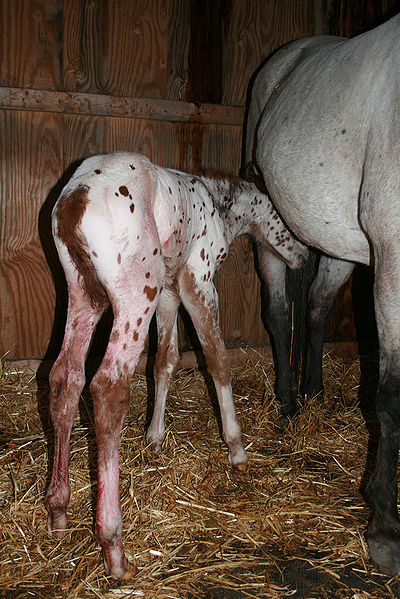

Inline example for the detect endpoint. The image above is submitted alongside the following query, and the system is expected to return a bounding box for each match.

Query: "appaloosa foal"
[45,151,307,578]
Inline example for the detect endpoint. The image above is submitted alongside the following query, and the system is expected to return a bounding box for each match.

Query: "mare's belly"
[279,202,371,265]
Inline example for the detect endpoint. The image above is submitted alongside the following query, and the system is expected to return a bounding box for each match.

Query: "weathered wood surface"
[1,0,394,360]
[0,87,245,125]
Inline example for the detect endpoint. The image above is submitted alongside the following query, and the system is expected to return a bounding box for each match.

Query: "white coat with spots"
[45,151,308,579]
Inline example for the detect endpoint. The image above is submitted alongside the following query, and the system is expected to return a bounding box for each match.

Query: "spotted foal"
[45,152,308,579]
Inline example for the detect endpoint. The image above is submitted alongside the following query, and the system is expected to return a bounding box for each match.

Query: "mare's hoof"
[278,414,291,428]
[120,561,139,581]
[278,404,298,429]
[303,386,324,401]
[367,533,400,577]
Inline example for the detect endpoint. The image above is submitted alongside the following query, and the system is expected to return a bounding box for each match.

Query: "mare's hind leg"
[45,280,105,536]
[257,244,297,425]
[303,257,354,399]
[178,267,247,470]
[90,274,161,579]
[146,287,180,451]
[365,243,400,575]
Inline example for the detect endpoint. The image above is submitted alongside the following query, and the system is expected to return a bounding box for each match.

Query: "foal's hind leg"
[146,287,180,451]
[178,267,247,470]
[364,244,400,576]
[45,281,105,536]
[90,272,161,579]
[257,244,298,425]
[303,257,354,399]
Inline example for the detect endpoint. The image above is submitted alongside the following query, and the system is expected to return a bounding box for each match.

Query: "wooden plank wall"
[0,0,397,361]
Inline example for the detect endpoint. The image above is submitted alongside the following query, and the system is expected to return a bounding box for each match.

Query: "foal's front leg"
[146,287,180,451]
[178,267,247,470]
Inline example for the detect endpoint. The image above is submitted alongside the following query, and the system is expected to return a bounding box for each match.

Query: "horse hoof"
[303,386,324,401]
[278,407,297,428]
[47,511,68,539]
[120,561,138,581]
[278,414,290,428]
[367,533,400,576]
[235,462,247,473]
[146,433,164,452]
[228,443,248,471]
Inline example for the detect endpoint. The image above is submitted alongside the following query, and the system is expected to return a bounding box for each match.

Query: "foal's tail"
[286,247,318,380]
[53,184,109,310]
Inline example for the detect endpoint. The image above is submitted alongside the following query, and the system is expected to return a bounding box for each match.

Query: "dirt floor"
[1,349,400,598]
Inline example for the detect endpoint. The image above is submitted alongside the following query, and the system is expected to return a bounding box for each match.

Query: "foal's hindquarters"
[45,158,165,578]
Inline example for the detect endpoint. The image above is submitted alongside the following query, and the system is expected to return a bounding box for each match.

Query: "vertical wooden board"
[62,115,186,171]
[201,123,243,175]
[326,0,400,36]
[166,0,191,101]
[0,0,62,89]
[0,110,63,359]
[102,118,183,169]
[185,0,225,104]
[63,0,169,98]
[222,0,317,106]
[62,113,106,169]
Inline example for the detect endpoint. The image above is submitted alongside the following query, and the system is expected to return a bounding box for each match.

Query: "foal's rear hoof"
[228,444,248,472]
[120,561,139,581]
[235,462,247,473]
[146,432,165,452]
[47,510,68,539]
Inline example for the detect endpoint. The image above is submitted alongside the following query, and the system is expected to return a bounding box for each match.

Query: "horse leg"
[45,281,105,536]
[364,246,400,575]
[146,287,180,451]
[303,257,354,399]
[178,268,247,469]
[90,279,161,579]
[256,243,298,426]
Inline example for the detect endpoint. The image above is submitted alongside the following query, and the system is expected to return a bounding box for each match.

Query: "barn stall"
[1,0,399,597]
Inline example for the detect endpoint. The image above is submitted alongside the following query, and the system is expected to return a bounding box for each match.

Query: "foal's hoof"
[146,430,165,453]
[47,510,68,539]
[235,462,247,473]
[146,437,164,452]
[367,533,400,577]
[228,444,248,472]
[120,561,139,581]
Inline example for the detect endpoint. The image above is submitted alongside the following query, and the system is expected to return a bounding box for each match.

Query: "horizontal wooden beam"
[0,87,245,126]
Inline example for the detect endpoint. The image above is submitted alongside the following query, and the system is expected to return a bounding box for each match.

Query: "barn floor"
[1,349,400,599]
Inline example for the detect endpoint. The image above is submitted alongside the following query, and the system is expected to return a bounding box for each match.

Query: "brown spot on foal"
[143,285,157,302]
[119,186,129,197]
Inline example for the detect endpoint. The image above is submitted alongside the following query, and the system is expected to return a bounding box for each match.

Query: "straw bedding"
[1,349,400,598]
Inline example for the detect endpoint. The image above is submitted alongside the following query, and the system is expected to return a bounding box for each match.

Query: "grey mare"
[244,14,400,576]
